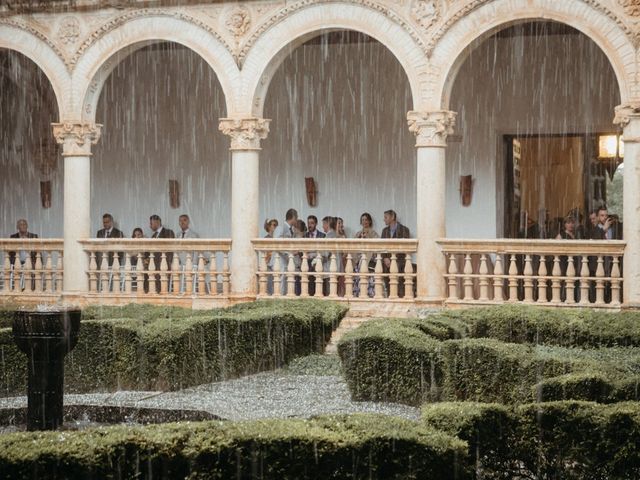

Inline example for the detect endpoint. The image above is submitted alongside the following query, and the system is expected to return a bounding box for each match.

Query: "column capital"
[219,117,271,151]
[52,122,102,156]
[613,102,640,127]
[407,110,457,148]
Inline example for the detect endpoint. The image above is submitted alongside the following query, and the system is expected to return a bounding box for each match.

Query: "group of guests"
[97,213,200,240]
[520,205,623,241]
[263,208,411,297]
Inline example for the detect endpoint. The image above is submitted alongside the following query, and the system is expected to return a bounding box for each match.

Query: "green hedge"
[1,300,347,395]
[0,414,468,480]
[422,401,640,479]
[338,307,640,406]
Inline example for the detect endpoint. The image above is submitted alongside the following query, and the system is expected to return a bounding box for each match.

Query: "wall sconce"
[598,133,624,181]
[305,177,317,207]
[40,180,52,209]
[459,175,473,206]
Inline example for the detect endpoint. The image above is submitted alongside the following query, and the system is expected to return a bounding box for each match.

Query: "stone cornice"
[52,122,102,156]
[614,102,640,127]
[407,110,456,148]
[219,117,270,150]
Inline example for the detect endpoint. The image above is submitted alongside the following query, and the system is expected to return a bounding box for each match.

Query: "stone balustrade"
[252,238,418,301]
[438,239,626,308]
[0,239,64,297]
[79,239,231,298]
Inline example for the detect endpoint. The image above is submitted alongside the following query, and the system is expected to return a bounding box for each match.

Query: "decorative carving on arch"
[0,18,69,70]
[219,117,271,150]
[68,9,235,69]
[411,0,441,33]
[58,16,81,46]
[617,0,640,17]
[225,5,252,40]
[237,0,430,67]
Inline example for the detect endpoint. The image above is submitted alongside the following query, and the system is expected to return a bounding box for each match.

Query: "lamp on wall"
[598,133,624,180]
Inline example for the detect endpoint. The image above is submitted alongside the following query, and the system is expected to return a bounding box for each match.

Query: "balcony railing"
[79,239,231,298]
[252,238,418,300]
[438,239,626,307]
[0,239,64,297]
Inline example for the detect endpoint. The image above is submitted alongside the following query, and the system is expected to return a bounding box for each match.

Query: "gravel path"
[0,369,419,423]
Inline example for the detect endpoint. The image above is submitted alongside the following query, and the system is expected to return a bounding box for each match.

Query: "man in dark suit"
[96,213,124,268]
[9,219,38,291]
[146,214,175,293]
[304,215,325,296]
[380,210,411,297]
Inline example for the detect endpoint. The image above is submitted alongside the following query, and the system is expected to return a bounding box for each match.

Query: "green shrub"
[421,402,517,479]
[1,300,347,395]
[0,414,468,480]
[338,319,443,405]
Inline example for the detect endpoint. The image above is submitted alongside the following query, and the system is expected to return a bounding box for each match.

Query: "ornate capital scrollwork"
[407,110,457,148]
[614,102,640,128]
[219,117,271,150]
[51,122,102,156]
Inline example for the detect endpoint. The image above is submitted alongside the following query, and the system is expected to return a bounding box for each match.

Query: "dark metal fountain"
[12,308,81,431]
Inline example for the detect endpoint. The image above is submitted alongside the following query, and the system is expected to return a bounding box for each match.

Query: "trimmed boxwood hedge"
[338,307,640,406]
[422,401,640,479]
[0,414,468,480]
[0,300,347,395]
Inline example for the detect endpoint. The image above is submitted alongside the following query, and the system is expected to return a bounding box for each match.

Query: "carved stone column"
[407,110,456,303]
[219,117,270,297]
[614,103,640,307]
[52,122,102,296]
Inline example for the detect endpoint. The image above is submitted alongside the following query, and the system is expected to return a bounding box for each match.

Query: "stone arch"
[72,14,239,122]
[0,22,68,117]
[431,0,635,111]
[240,2,430,116]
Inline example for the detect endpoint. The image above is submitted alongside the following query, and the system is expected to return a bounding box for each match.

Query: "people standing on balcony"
[177,214,199,239]
[95,213,124,274]
[336,217,346,296]
[304,215,325,296]
[296,219,307,237]
[381,210,410,297]
[177,214,201,293]
[588,206,620,303]
[322,216,338,296]
[9,219,38,291]
[354,212,378,297]
[130,227,144,291]
[279,208,300,295]
[146,214,175,293]
[555,215,577,240]
[587,209,599,238]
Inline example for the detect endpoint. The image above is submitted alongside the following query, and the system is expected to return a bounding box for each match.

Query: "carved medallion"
[411,0,440,33]
[618,0,640,17]
[58,16,80,45]
[225,6,252,39]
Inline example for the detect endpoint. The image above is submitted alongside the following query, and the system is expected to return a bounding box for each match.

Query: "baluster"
[112,255,121,293]
[314,254,323,297]
[579,256,590,305]
[171,253,181,294]
[404,254,414,300]
[3,253,11,292]
[148,255,157,294]
[493,254,504,302]
[447,253,458,301]
[22,256,33,293]
[595,255,605,305]
[478,254,489,301]
[159,253,169,294]
[329,253,338,298]
[258,251,268,295]
[222,252,230,296]
[300,252,309,297]
[33,252,43,293]
[287,253,296,297]
[56,253,63,292]
[523,255,534,303]
[12,257,21,292]
[344,254,354,299]
[388,253,399,299]
[197,254,206,296]
[99,253,109,293]
[356,254,367,299]
[508,254,518,302]
[88,252,97,293]
[611,256,621,306]
[551,255,561,304]
[565,256,576,305]
[462,254,473,300]
[44,254,53,293]
[124,253,132,294]
[273,254,282,297]
[536,256,547,303]
[185,254,193,295]
[374,254,384,299]
[135,253,144,295]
